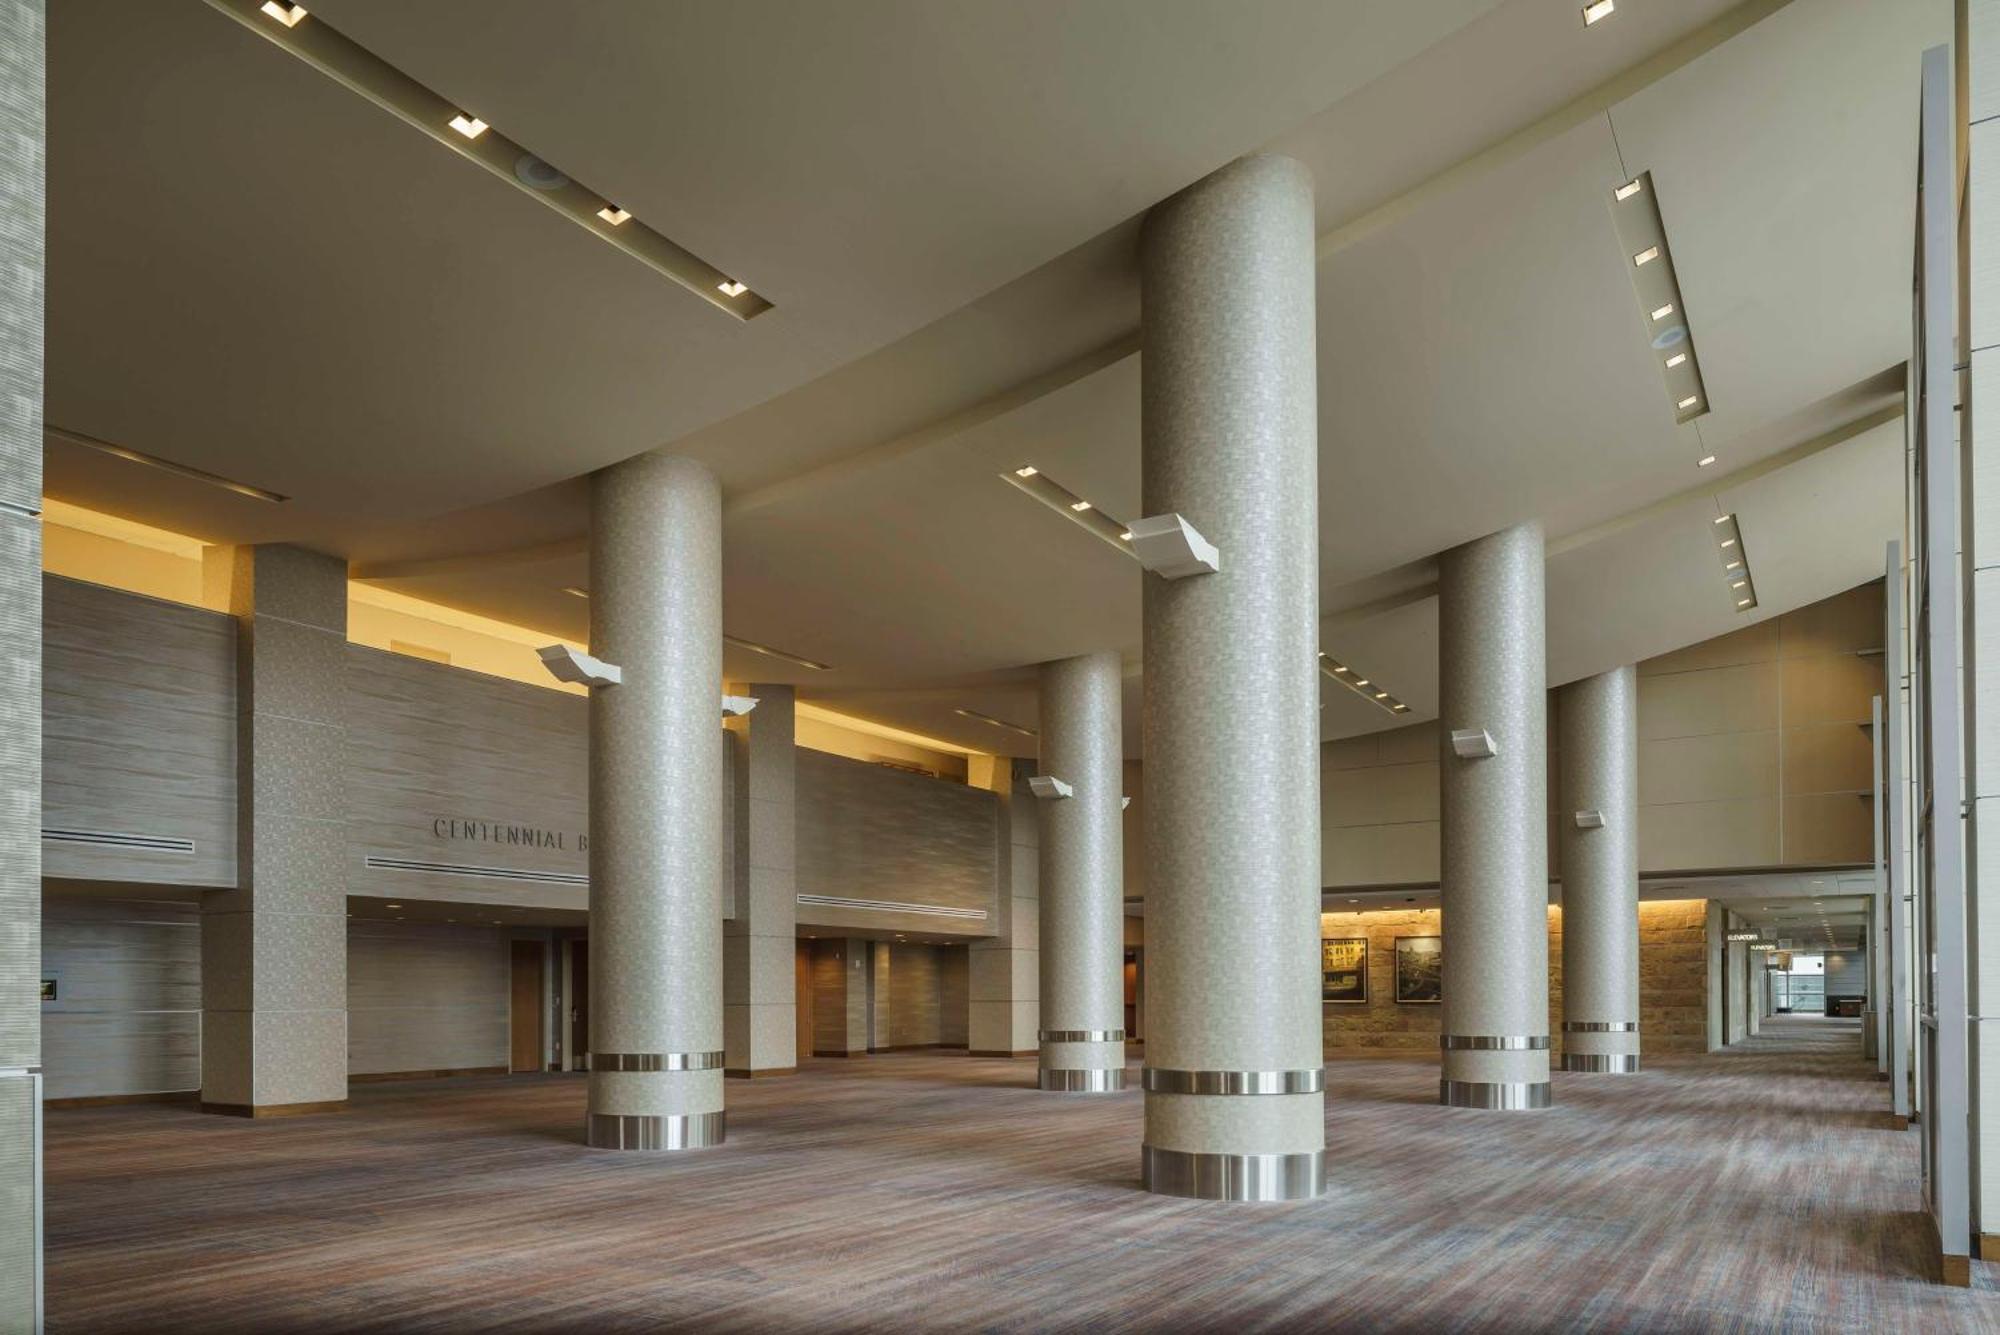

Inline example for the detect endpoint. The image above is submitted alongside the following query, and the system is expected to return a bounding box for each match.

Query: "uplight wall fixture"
[214,0,769,320]
[1608,171,1711,427]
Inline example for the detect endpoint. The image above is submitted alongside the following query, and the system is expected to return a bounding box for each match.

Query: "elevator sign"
[1726,931,1762,942]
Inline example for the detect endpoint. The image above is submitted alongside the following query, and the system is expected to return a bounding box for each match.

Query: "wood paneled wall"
[42,576,236,886]
[346,920,509,1076]
[1321,899,1708,1056]
[39,894,200,1099]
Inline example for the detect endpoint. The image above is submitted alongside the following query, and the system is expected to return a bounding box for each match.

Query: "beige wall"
[1320,898,1708,1056]
[39,894,200,1100]
[1313,581,1883,889]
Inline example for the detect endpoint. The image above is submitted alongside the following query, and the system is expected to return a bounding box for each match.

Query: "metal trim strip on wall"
[1039,1029,1124,1043]
[1142,1067,1323,1095]
[794,893,987,921]
[363,855,587,886]
[589,1051,725,1072]
[1439,1034,1550,1050]
[41,827,194,854]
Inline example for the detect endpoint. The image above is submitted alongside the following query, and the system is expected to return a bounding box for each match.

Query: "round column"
[1438,522,1552,1110]
[1558,666,1640,1073]
[586,451,726,1149]
[1037,651,1126,1092]
[1139,154,1324,1199]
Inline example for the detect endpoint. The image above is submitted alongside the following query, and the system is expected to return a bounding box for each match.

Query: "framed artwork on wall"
[1394,936,1442,1004]
[1321,937,1367,1004]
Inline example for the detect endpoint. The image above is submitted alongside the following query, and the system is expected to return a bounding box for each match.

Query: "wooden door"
[510,940,545,1073]
[795,942,813,1061]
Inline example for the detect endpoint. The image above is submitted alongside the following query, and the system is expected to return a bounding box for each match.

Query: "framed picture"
[1321,937,1367,1004]
[1394,936,1442,1004]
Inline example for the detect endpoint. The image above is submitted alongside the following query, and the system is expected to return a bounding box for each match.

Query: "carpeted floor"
[41,1016,2000,1332]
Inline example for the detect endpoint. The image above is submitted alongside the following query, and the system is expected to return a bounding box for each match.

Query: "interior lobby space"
[10,0,2000,1331]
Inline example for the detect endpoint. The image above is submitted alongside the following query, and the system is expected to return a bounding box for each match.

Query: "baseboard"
[200,1099,348,1118]
[873,1043,964,1053]
[725,1066,799,1079]
[1979,1233,2000,1263]
[347,1066,508,1084]
[44,1090,198,1110]
[968,1049,1038,1059]
[1941,1252,1973,1287]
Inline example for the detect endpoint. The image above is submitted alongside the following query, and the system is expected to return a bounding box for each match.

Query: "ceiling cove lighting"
[999,465,1133,556]
[47,425,288,503]
[1712,513,1758,613]
[1582,0,1616,26]
[1610,171,1711,425]
[1319,652,1410,716]
[204,0,770,320]
[954,707,1038,739]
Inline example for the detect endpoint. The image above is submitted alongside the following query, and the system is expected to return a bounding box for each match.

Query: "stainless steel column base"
[1439,1078,1553,1110]
[1561,1053,1640,1073]
[1038,1067,1125,1092]
[586,1110,726,1150]
[1140,1145,1325,1201]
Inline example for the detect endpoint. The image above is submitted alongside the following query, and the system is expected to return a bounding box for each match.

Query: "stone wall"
[1322,898,1708,1056]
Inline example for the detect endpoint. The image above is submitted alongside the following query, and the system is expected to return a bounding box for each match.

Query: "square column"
[969,758,1039,1056]
[724,683,797,1077]
[201,544,350,1116]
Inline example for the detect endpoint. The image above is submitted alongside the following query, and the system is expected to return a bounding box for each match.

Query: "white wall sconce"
[1127,513,1220,579]
[721,695,760,717]
[1121,796,1132,810]
[537,644,623,688]
[1449,728,1497,759]
[1027,775,1074,801]
[1573,809,1606,829]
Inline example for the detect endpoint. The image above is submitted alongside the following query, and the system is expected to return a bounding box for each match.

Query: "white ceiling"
[41,0,1946,757]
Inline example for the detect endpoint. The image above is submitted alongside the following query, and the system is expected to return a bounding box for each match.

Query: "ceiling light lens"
[1666,353,1688,369]
[1634,246,1661,267]
[1677,395,1699,410]
[1737,598,1753,607]
[1614,179,1643,201]
[1118,531,1132,541]
[718,279,749,297]
[1697,455,1717,468]
[597,205,631,226]
[1714,514,1732,525]
[1651,303,1676,322]
[1583,0,1616,25]
[448,114,488,139]
[261,1,308,25]
[1013,465,1038,478]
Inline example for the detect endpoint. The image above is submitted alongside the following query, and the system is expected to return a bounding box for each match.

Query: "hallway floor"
[42,1018,2000,1332]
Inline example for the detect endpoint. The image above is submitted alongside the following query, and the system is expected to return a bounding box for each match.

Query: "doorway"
[509,940,545,1073]
[568,939,590,1070]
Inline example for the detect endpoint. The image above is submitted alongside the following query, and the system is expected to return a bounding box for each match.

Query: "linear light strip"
[954,707,1038,739]
[1713,511,1757,613]
[1318,653,1410,716]
[209,0,769,320]
[1000,466,1132,555]
[1609,171,1709,430]
[48,425,288,503]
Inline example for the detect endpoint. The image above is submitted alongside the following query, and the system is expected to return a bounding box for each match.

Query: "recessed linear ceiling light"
[563,586,589,598]
[206,0,768,320]
[1634,246,1661,267]
[48,424,288,503]
[597,205,631,226]
[1583,0,1616,26]
[954,707,1038,739]
[1614,179,1644,202]
[1319,653,1408,717]
[1677,395,1700,410]
[1697,455,1717,468]
[260,0,307,26]
[1650,303,1676,322]
[1714,515,1731,525]
[999,465,1131,556]
[1666,353,1688,369]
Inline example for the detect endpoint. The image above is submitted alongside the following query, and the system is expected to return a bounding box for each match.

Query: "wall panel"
[346,920,508,1076]
[39,894,200,1099]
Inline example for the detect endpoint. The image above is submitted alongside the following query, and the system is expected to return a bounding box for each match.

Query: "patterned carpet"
[41,1016,2000,1332]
